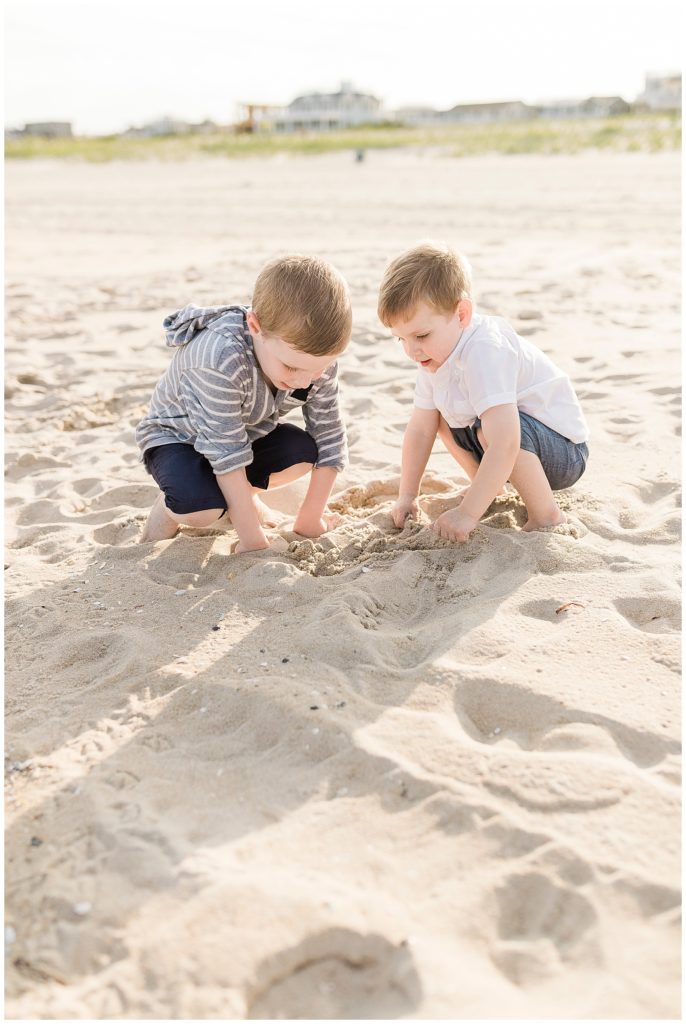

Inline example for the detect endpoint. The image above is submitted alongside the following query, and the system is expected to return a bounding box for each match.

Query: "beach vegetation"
[4,113,680,162]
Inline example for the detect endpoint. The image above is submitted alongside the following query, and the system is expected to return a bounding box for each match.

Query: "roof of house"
[443,100,530,114]
[289,83,380,109]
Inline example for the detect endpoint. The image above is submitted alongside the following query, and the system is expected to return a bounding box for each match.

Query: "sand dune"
[5,152,680,1018]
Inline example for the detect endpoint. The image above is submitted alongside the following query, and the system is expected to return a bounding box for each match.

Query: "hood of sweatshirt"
[162,304,248,347]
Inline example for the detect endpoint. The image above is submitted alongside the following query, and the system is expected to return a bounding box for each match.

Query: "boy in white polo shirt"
[378,241,589,541]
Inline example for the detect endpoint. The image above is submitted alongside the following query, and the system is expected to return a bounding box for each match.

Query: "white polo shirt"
[414,313,589,443]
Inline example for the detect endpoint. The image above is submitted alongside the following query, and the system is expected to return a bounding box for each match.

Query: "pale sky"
[4,0,682,135]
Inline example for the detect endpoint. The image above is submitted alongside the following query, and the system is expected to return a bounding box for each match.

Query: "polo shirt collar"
[456,311,483,368]
[435,312,482,376]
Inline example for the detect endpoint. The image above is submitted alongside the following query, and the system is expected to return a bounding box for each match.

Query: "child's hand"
[391,495,419,528]
[431,507,478,543]
[233,536,272,555]
[293,511,342,538]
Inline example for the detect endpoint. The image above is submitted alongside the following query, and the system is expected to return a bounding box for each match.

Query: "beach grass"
[5,112,680,162]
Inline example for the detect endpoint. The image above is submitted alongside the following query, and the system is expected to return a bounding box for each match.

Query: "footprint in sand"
[71,478,107,498]
[246,928,421,1019]
[649,385,680,397]
[613,595,680,634]
[575,389,609,402]
[598,372,646,383]
[453,677,679,771]
[489,871,600,986]
[88,484,158,511]
[7,453,71,479]
[46,628,151,695]
[583,507,680,546]
[8,523,70,551]
[630,477,679,505]
[607,876,681,920]
[92,519,144,546]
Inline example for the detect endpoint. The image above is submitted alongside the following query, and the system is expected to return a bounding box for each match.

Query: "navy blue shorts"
[450,411,588,491]
[143,424,318,514]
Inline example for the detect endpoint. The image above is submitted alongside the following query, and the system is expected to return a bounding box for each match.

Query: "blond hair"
[377,241,472,326]
[252,255,352,356]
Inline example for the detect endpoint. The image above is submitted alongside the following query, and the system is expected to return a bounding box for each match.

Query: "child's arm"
[392,407,440,527]
[433,403,520,541]
[294,365,347,536]
[216,468,271,553]
[293,466,339,537]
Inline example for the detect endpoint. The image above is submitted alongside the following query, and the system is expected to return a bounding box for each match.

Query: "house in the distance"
[124,117,222,138]
[252,81,383,133]
[14,122,73,138]
[580,96,631,117]
[122,117,222,138]
[635,73,681,111]
[535,96,630,119]
[439,100,532,124]
[392,106,442,127]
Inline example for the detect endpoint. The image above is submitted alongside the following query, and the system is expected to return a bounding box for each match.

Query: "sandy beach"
[5,150,681,1018]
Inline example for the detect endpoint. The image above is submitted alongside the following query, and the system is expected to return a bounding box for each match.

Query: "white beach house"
[255,82,383,133]
[636,73,682,111]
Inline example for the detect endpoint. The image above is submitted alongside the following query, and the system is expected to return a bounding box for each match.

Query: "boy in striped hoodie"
[136,255,351,551]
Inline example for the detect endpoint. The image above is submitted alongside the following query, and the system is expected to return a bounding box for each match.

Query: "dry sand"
[5,151,681,1019]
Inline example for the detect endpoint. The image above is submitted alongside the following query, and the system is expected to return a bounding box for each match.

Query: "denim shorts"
[450,411,588,491]
[143,423,318,514]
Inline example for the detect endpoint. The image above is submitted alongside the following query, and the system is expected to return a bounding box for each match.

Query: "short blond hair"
[252,255,352,356]
[377,241,472,326]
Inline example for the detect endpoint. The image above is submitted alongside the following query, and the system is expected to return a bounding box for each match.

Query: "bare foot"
[139,494,179,542]
[253,494,288,529]
[522,511,567,533]
[292,510,343,537]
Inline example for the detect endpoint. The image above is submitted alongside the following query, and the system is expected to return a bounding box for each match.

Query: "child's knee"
[169,508,225,528]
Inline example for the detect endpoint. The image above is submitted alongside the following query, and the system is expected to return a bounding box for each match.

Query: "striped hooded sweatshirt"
[136,304,348,475]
